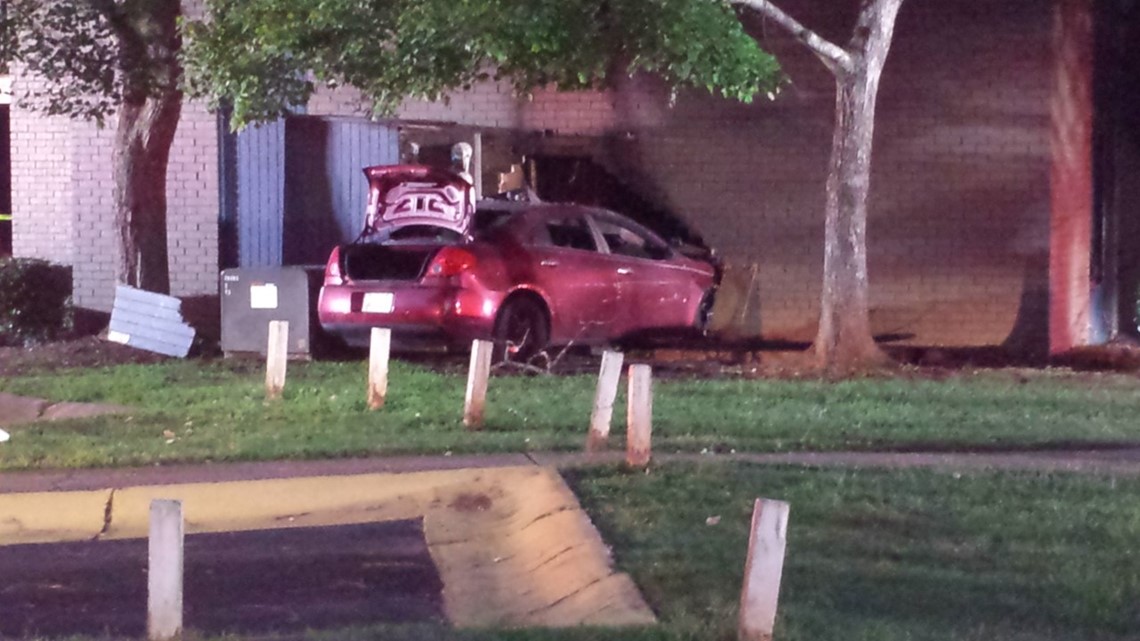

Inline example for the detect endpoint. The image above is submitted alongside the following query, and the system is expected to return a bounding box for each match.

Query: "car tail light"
[426,247,477,278]
[324,247,344,286]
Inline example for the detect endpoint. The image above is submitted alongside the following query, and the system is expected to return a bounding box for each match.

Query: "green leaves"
[0,258,73,347]
[4,0,181,124]
[3,1,119,122]
[182,0,782,129]
[612,0,781,103]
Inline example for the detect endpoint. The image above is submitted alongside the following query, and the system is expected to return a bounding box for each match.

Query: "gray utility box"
[220,267,322,358]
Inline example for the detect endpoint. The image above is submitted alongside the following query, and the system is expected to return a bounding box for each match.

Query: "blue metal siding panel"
[329,120,401,240]
[329,121,354,242]
[235,121,286,267]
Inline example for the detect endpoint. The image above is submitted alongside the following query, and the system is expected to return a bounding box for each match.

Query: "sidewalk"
[0,392,131,428]
[4,446,1139,494]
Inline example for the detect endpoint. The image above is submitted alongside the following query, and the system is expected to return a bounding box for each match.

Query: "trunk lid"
[363,165,474,238]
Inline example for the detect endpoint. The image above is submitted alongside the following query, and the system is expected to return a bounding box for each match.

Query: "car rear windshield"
[473,208,515,235]
[365,208,515,244]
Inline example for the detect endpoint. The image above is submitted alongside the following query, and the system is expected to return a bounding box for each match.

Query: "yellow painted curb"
[0,489,111,544]
[0,467,656,629]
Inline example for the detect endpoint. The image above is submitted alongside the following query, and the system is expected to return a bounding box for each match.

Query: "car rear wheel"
[492,296,550,363]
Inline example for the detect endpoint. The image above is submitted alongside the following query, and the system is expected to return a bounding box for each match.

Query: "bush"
[0,258,73,346]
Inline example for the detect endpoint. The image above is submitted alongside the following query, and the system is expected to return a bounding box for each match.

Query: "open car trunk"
[340,244,445,282]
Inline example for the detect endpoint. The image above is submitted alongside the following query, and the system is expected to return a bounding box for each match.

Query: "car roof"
[475,199,536,213]
[476,199,668,245]
[476,199,613,219]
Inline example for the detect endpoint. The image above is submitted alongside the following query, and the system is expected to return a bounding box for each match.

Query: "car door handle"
[616,267,632,275]
[540,259,559,267]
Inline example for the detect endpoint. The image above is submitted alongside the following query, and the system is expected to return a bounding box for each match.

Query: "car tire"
[694,289,715,334]
[492,296,550,363]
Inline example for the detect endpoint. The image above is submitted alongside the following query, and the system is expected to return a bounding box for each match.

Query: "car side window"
[542,216,597,252]
[593,217,669,260]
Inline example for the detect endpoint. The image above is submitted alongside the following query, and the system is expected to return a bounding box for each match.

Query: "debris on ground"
[107,285,196,358]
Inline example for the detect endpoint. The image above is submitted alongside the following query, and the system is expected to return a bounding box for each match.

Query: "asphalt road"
[0,519,444,638]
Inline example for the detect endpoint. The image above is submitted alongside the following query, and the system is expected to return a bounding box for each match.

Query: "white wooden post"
[625,364,652,467]
[148,499,184,641]
[738,499,790,641]
[367,327,392,410]
[464,339,493,429]
[587,350,624,451]
[265,320,289,400]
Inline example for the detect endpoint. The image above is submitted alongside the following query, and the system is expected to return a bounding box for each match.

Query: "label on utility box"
[250,283,279,310]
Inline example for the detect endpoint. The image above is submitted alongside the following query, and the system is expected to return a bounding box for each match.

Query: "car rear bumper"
[317,283,498,347]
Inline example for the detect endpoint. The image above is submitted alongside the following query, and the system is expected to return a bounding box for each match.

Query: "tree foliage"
[2,0,179,124]
[183,0,781,127]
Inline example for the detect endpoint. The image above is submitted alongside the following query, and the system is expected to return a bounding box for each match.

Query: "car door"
[589,213,699,336]
[518,209,620,343]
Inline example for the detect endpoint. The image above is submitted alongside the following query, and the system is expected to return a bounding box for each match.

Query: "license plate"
[362,292,394,313]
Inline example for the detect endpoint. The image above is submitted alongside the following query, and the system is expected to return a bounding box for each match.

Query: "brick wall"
[10,69,75,267]
[68,119,117,310]
[11,98,219,312]
[166,102,220,300]
[309,76,622,135]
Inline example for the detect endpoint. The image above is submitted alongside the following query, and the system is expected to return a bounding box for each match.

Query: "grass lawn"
[2,358,1140,470]
[567,462,1140,641]
[290,463,1140,640]
[3,355,1138,640]
[17,463,1138,641]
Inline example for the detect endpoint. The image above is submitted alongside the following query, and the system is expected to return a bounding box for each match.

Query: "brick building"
[9,0,1137,354]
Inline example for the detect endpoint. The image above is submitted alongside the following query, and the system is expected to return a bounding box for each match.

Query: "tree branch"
[84,0,131,38]
[729,0,853,74]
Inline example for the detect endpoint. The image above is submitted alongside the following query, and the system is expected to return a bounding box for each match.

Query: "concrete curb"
[0,466,656,630]
[0,489,111,544]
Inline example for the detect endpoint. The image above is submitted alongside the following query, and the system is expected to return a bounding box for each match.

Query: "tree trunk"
[813,71,887,371]
[114,94,181,293]
[811,0,903,373]
[109,0,183,294]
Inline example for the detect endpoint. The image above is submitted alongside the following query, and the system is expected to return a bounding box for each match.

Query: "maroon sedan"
[317,165,717,361]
